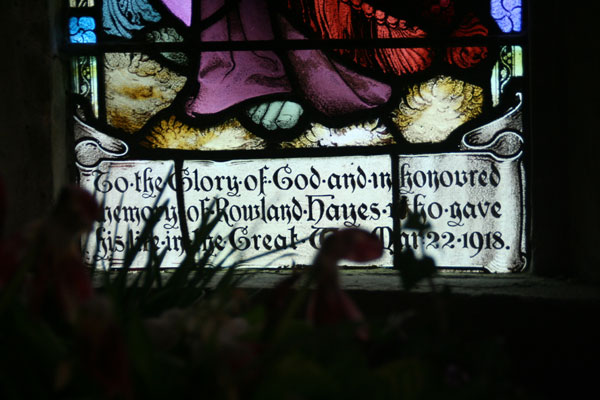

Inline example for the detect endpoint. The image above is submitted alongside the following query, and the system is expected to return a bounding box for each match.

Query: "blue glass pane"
[69,16,97,43]
[103,0,161,39]
[491,0,522,33]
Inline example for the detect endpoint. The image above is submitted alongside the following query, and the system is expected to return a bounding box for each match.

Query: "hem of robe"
[179,0,392,117]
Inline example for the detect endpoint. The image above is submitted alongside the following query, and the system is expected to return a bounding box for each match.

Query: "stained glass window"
[66,0,529,272]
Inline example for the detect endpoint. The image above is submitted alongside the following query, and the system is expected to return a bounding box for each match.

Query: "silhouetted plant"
[0,183,522,399]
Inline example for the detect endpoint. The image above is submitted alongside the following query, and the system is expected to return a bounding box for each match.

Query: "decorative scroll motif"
[79,150,527,271]
[460,93,523,160]
[71,56,99,118]
[491,46,523,106]
[103,0,161,39]
[491,0,522,33]
[69,17,97,43]
[74,117,129,169]
[398,153,526,272]
[396,96,528,272]
[70,0,94,7]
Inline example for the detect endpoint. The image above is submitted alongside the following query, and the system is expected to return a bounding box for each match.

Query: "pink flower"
[1,184,130,396]
[27,186,101,319]
[0,185,101,320]
[77,296,133,399]
[307,229,383,339]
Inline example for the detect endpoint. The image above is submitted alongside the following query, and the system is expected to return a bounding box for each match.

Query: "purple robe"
[160,0,391,118]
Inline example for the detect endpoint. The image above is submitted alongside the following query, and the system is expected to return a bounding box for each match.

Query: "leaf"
[397,249,436,291]
[403,211,431,233]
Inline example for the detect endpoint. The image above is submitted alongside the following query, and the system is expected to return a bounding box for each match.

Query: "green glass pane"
[491,45,524,107]
[70,0,94,7]
[71,55,98,117]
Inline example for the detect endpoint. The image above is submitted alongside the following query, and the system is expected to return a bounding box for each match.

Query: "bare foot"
[246,100,304,131]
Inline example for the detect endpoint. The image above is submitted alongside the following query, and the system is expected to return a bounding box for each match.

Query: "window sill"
[233,269,600,301]
[95,268,600,302]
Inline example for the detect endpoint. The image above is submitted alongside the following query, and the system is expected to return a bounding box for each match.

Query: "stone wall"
[0,0,68,234]
[529,2,600,281]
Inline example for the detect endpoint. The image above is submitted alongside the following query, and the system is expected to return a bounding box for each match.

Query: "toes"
[247,101,304,131]
[261,101,285,130]
[276,101,304,129]
[250,103,268,124]
[246,105,257,116]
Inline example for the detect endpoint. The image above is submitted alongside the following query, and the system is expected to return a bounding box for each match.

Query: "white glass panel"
[80,156,394,268]
[398,153,526,272]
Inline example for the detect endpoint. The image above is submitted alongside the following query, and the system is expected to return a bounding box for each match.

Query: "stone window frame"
[13,0,591,293]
